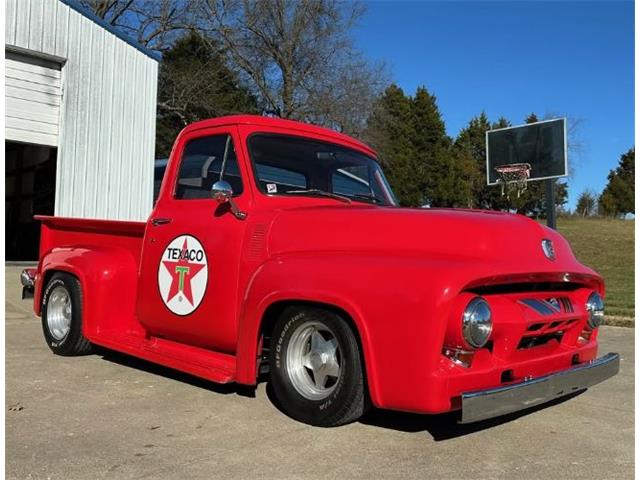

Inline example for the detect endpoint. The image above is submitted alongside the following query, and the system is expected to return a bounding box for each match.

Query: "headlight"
[586,292,605,329]
[462,297,492,348]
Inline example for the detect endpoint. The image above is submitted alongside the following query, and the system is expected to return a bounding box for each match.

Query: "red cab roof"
[181,115,377,157]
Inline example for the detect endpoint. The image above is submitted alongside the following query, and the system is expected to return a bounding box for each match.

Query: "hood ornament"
[542,239,555,261]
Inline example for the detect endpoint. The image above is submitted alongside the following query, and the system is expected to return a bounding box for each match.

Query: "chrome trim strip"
[559,296,574,313]
[519,298,555,315]
[460,352,620,424]
[520,297,573,316]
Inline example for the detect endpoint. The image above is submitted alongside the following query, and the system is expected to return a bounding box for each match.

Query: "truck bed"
[36,215,146,259]
[34,215,146,319]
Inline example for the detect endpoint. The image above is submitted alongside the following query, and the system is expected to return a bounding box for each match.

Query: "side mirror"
[211,180,247,220]
[211,180,233,203]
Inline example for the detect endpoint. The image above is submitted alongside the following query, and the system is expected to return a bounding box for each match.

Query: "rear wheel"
[41,272,92,356]
[269,306,367,427]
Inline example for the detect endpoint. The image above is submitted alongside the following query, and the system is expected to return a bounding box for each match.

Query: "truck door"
[137,126,251,353]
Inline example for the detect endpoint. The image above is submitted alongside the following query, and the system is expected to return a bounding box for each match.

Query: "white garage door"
[5,50,62,147]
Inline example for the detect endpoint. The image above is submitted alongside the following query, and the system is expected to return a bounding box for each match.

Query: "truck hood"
[267,205,597,284]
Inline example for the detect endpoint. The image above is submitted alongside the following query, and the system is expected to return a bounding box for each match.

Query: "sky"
[354,1,634,210]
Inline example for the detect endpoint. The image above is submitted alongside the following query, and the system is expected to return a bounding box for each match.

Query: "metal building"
[5,0,159,260]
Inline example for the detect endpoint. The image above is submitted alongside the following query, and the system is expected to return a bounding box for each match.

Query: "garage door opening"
[6,142,57,261]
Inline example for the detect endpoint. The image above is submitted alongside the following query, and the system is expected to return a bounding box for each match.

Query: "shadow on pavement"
[359,390,585,440]
[93,345,585,438]
[94,347,257,398]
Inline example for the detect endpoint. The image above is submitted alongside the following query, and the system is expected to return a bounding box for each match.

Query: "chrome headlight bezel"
[462,297,493,349]
[585,292,605,329]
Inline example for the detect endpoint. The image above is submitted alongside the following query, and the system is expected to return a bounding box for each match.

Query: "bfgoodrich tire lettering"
[41,272,92,356]
[269,306,367,427]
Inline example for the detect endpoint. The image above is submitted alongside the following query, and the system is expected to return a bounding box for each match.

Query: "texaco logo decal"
[158,235,208,316]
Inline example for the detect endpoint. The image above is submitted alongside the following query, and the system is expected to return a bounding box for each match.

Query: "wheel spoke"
[302,352,314,369]
[327,337,338,356]
[310,330,324,353]
[313,365,328,389]
[325,356,340,379]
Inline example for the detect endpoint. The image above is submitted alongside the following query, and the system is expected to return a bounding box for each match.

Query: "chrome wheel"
[286,321,342,401]
[46,286,72,341]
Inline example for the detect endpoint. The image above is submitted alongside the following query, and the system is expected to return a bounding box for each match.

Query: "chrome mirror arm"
[211,180,247,220]
[227,199,247,220]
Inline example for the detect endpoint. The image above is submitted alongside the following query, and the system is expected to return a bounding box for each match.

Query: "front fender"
[36,246,141,339]
[236,252,463,411]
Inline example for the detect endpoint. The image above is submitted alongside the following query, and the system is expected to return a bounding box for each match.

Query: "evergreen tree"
[365,85,418,205]
[156,32,258,157]
[453,114,511,209]
[576,189,597,217]
[366,85,460,207]
[599,148,635,217]
[410,87,460,207]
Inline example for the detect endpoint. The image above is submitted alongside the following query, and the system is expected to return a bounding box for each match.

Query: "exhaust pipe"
[20,269,36,299]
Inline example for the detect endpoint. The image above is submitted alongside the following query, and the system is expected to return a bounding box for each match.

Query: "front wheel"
[269,306,367,427]
[41,272,92,356]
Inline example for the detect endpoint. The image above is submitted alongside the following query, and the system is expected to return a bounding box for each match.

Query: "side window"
[331,166,371,196]
[175,135,243,200]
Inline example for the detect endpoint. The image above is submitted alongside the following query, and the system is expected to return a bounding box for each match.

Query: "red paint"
[33,115,605,414]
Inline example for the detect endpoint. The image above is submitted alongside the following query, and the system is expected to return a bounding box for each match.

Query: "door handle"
[151,217,172,226]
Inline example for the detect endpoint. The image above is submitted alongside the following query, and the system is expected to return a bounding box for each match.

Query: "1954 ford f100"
[24,115,619,427]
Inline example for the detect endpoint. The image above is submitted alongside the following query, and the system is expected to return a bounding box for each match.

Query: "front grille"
[518,331,564,349]
[524,318,578,334]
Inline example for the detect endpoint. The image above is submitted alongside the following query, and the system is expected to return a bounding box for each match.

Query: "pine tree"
[410,87,458,207]
[366,85,462,207]
[454,114,512,210]
[576,189,597,216]
[156,32,258,157]
[365,85,419,206]
[454,113,492,208]
[599,148,635,217]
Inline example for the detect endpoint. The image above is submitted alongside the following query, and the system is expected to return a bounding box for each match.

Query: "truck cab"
[138,117,396,353]
[29,115,618,427]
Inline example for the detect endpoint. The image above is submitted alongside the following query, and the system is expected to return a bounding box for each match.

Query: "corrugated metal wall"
[5,0,158,221]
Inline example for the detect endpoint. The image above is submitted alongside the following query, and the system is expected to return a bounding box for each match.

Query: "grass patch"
[555,217,634,318]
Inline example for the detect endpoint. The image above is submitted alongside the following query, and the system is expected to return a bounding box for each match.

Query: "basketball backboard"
[486,118,567,186]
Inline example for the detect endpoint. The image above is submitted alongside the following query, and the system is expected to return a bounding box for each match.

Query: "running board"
[91,332,236,384]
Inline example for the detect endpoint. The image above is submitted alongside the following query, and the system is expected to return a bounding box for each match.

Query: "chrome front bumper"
[460,352,620,424]
[20,269,35,299]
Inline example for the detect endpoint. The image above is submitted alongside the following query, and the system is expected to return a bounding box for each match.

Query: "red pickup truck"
[24,115,618,427]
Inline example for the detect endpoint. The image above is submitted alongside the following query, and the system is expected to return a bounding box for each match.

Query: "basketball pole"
[545,178,557,230]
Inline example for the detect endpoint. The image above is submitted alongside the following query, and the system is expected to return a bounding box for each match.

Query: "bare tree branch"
[193,0,388,132]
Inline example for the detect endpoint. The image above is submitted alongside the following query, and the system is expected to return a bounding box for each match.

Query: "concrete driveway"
[5,266,634,479]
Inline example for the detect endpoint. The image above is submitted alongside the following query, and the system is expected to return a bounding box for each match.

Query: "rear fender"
[37,246,142,339]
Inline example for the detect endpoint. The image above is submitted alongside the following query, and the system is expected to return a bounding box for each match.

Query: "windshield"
[247,134,398,206]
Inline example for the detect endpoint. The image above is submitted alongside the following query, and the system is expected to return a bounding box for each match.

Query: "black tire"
[41,272,92,356]
[269,306,367,427]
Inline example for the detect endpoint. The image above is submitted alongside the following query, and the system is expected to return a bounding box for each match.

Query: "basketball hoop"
[494,163,531,198]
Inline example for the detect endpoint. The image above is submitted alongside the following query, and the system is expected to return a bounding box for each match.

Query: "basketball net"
[494,163,531,198]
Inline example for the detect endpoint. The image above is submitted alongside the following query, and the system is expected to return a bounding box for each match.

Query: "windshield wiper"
[285,189,352,204]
